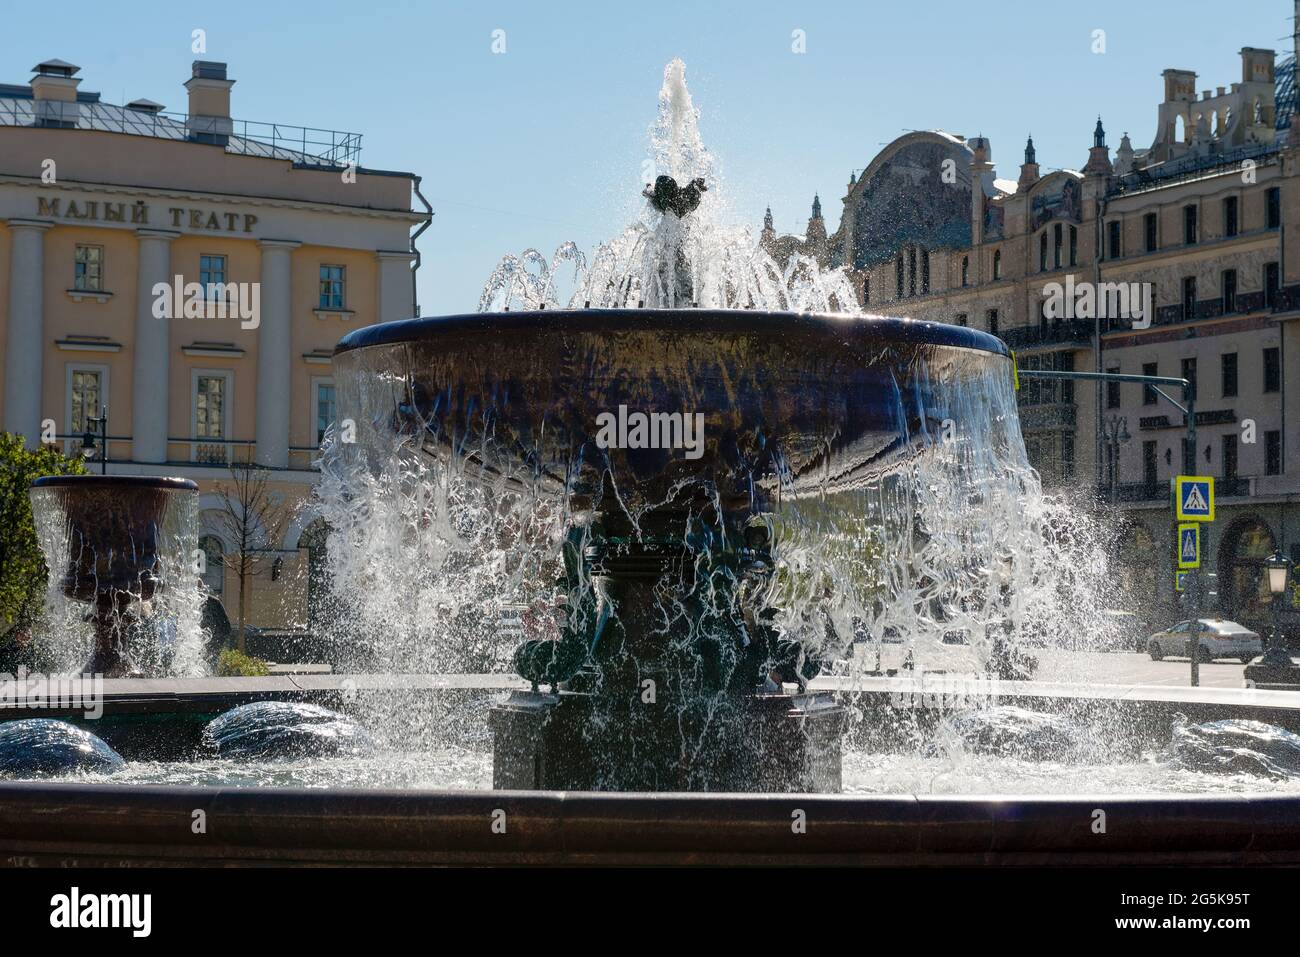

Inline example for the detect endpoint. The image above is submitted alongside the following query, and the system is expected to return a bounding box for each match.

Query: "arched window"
[992,248,1002,280]
[961,256,969,287]
[299,519,332,630]
[1039,231,1049,271]
[1220,518,1276,626]
[198,534,224,595]
[1068,226,1078,266]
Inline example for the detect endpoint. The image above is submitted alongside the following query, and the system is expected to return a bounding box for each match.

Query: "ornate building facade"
[766,28,1300,631]
[0,59,430,631]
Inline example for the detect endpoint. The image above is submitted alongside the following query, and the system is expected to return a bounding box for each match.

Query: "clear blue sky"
[3,0,1296,315]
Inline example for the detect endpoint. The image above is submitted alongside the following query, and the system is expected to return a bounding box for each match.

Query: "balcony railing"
[999,319,1093,349]
[1109,284,1300,332]
[1107,143,1279,197]
[1101,476,1254,504]
[0,96,362,167]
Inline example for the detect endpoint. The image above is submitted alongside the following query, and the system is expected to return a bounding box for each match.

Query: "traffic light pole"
[1016,368,1203,685]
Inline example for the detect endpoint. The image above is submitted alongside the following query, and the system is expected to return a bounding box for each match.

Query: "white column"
[255,239,300,468]
[131,228,179,463]
[2,219,52,444]
[376,249,415,322]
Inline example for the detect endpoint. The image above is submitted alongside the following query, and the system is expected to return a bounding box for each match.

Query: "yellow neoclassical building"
[0,58,430,631]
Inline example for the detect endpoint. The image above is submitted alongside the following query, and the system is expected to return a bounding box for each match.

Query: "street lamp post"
[1260,549,1294,668]
[81,407,108,476]
[1103,414,1130,506]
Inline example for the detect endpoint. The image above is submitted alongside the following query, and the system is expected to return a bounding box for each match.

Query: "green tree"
[0,433,87,667]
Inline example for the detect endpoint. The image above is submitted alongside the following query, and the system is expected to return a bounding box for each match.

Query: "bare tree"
[215,462,287,653]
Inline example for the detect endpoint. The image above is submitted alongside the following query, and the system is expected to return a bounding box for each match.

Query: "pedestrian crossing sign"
[1174,475,1215,522]
[1177,523,1201,569]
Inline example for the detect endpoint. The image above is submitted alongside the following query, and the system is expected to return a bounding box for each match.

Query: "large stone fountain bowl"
[29,475,199,604]
[334,310,1013,515]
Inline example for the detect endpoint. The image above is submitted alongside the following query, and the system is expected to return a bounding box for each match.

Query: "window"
[1182,276,1197,320]
[1144,212,1158,252]
[315,381,337,445]
[1264,346,1281,393]
[1053,223,1063,269]
[961,256,969,287]
[200,254,227,299]
[1265,261,1280,308]
[1107,220,1120,260]
[1039,231,1048,271]
[1143,440,1158,487]
[1267,429,1282,475]
[193,372,229,464]
[862,276,870,304]
[986,308,998,336]
[1181,357,1197,396]
[74,245,103,292]
[1183,204,1198,244]
[992,248,1002,280]
[69,368,102,435]
[921,249,930,294]
[1223,434,1238,481]
[1224,196,1239,238]
[895,254,904,298]
[319,265,346,310]
[1222,352,1238,398]
[198,534,224,595]
[1222,268,1237,313]
[955,313,968,327]
[1143,361,1158,405]
[1106,365,1121,409]
[1068,226,1077,266]
[1267,187,1281,229]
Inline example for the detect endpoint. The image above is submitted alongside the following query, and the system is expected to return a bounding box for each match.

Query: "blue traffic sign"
[1174,475,1215,522]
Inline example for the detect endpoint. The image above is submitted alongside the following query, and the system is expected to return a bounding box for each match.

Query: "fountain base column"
[489,689,845,792]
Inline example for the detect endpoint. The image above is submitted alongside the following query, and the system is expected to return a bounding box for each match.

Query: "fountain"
[324,60,1032,791]
[5,58,1300,864]
[27,475,200,677]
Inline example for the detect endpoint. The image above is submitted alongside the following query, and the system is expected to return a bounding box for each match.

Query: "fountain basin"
[334,309,1013,508]
[29,475,200,677]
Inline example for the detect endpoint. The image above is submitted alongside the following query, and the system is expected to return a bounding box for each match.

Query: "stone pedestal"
[490,689,844,792]
[1244,656,1300,690]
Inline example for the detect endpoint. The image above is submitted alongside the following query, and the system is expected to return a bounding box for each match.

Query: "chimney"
[30,59,81,128]
[185,60,234,145]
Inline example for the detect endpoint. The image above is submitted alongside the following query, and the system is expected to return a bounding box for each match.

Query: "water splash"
[478,59,859,312]
[0,719,124,777]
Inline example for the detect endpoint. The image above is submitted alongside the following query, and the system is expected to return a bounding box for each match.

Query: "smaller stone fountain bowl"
[29,476,199,605]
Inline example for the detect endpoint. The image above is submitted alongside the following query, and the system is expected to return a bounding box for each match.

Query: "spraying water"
[478,59,859,313]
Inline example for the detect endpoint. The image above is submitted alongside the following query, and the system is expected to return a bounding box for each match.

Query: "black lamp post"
[81,407,108,475]
[1260,549,1294,667]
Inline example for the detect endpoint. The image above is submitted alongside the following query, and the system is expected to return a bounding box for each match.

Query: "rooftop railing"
[0,96,361,167]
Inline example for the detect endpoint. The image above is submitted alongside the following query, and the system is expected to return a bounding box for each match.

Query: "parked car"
[1146,619,1263,663]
